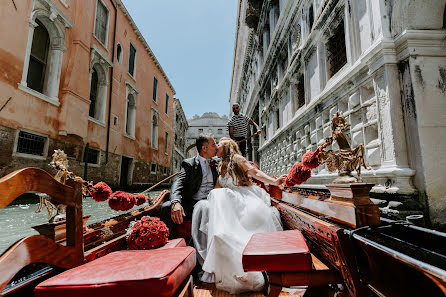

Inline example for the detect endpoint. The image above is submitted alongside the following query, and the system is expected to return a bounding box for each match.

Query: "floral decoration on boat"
[127,216,169,250]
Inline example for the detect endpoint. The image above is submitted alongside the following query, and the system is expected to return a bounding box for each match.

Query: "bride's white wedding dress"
[192,174,282,294]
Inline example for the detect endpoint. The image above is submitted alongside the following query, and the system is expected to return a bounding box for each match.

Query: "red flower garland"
[134,193,147,206]
[302,151,320,170]
[108,191,137,211]
[91,182,112,202]
[127,216,169,250]
[286,162,312,187]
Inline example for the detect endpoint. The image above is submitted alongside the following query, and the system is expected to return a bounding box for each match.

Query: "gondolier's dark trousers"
[234,136,246,157]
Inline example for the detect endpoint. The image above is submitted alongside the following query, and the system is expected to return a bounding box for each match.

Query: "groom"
[161,134,218,239]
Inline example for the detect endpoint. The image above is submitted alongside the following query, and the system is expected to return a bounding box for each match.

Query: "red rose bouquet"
[127,216,169,250]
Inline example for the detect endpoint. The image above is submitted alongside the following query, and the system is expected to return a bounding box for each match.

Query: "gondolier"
[227,103,261,157]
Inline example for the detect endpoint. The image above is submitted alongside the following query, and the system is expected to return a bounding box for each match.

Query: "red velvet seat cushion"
[34,247,196,297]
[174,220,192,242]
[242,230,312,272]
[158,237,186,249]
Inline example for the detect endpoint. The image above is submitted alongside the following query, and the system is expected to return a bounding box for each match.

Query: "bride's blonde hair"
[218,137,252,186]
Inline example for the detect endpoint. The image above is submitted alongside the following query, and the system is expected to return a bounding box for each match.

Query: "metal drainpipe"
[105,0,117,164]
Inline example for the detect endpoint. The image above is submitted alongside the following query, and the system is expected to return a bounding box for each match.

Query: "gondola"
[1,167,446,297]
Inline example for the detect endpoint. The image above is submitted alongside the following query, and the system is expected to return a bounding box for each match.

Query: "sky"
[120,0,238,119]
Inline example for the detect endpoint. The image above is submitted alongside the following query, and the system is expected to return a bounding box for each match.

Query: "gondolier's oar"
[235,131,261,144]
[139,172,179,195]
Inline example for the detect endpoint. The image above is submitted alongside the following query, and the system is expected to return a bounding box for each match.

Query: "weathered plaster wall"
[0,0,175,187]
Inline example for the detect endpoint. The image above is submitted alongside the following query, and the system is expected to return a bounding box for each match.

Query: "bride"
[192,137,286,294]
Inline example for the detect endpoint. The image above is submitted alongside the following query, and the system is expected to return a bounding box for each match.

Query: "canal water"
[0,189,164,254]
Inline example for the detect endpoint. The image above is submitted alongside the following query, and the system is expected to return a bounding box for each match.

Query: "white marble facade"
[230,0,446,228]
[172,99,189,173]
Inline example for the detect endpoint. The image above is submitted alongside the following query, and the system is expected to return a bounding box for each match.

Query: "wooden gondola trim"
[0,168,84,293]
[0,167,75,208]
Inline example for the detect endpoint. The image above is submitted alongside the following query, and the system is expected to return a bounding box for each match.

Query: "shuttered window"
[128,43,136,76]
[89,68,99,118]
[94,1,108,45]
[27,19,49,93]
[152,77,158,102]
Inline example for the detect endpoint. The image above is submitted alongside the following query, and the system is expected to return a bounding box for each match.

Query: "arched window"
[152,112,159,149]
[116,43,122,63]
[89,46,112,123]
[89,68,99,118]
[27,20,49,93]
[125,94,136,137]
[20,1,73,105]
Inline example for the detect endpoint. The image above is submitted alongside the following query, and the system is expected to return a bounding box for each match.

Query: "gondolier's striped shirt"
[227,114,250,138]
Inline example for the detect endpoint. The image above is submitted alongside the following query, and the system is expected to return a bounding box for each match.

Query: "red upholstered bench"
[174,220,192,243]
[84,236,188,262]
[242,230,341,297]
[35,247,196,297]
[159,237,187,249]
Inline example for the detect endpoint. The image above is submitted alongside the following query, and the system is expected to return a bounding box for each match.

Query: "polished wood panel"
[274,198,367,297]
[0,168,84,292]
[282,184,379,228]
[0,168,75,208]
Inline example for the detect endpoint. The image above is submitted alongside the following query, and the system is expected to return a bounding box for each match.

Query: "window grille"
[27,19,49,93]
[17,131,46,156]
[86,148,99,164]
[326,20,347,78]
[152,77,158,102]
[128,44,136,76]
[94,1,108,44]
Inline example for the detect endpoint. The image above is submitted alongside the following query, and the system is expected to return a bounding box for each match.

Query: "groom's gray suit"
[160,155,218,238]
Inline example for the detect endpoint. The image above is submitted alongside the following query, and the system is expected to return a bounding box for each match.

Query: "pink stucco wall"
[0,0,174,177]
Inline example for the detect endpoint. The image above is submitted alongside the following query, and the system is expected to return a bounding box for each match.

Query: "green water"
[0,190,163,254]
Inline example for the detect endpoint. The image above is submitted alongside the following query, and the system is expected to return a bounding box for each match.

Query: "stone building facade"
[230,0,446,228]
[171,98,188,173]
[0,0,175,188]
[185,113,229,158]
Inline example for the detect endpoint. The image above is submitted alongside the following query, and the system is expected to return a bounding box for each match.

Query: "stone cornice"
[91,44,113,67]
[37,0,74,28]
[116,0,175,94]
[125,80,139,94]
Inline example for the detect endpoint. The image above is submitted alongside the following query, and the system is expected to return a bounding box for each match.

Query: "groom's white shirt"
[192,155,214,201]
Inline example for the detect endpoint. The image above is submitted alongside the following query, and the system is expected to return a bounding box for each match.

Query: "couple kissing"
[161,134,285,294]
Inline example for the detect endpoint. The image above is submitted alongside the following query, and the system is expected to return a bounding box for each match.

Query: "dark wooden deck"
[193,283,305,297]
